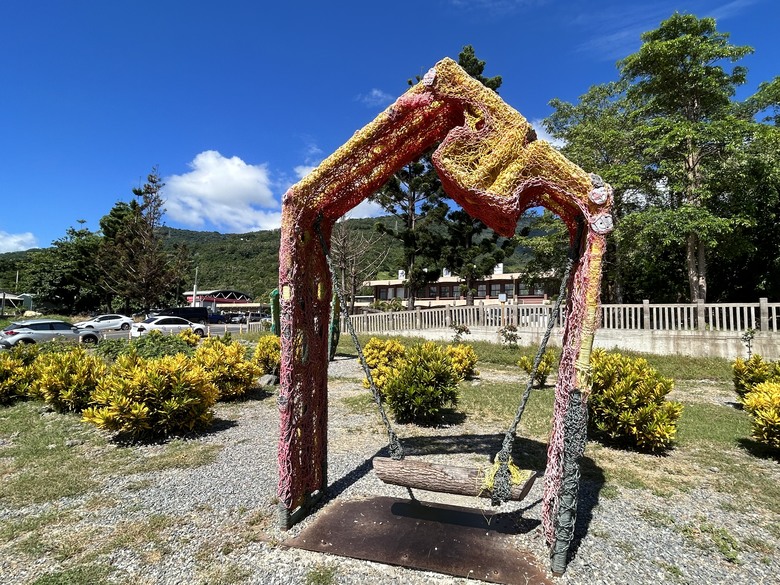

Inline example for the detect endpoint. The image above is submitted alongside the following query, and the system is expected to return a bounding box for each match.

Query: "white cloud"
[294,165,317,180]
[165,151,282,232]
[347,198,384,219]
[356,88,394,108]
[448,0,549,15]
[0,231,37,252]
[709,0,761,20]
[530,119,566,149]
[572,0,760,62]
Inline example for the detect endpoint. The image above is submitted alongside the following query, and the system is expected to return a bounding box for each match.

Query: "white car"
[130,316,206,338]
[74,314,134,331]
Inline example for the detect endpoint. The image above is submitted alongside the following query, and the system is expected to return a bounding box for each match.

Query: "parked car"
[230,313,246,324]
[73,314,134,331]
[207,312,226,324]
[130,316,206,338]
[149,306,209,324]
[0,319,101,348]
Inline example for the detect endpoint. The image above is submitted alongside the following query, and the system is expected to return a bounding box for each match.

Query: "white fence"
[346,299,779,334]
[342,298,780,360]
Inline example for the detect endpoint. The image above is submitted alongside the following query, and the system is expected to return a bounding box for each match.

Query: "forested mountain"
[0,215,536,303]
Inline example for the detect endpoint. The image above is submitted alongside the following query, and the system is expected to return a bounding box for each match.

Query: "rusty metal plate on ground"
[284,496,552,584]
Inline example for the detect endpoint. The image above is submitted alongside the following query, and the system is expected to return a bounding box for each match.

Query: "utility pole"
[192,267,199,307]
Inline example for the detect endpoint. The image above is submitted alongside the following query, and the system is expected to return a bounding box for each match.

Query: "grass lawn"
[1,332,778,583]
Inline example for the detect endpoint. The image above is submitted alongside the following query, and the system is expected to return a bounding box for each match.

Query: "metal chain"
[491,219,584,504]
[314,217,404,460]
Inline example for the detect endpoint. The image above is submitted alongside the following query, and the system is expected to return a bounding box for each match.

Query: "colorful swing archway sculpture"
[278,58,613,568]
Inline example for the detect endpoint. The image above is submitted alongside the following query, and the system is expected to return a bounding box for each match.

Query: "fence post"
[642,300,650,330]
[415,306,422,329]
[478,301,485,326]
[760,297,769,332]
[445,306,452,328]
[697,300,705,331]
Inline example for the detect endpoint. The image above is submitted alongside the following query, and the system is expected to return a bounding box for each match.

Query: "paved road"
[102,323,253,341]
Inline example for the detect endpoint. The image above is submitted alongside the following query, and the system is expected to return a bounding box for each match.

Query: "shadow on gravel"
[323,432,607,566]
[229,386,275,402]
[570,456,606,562]
[738,437,780,462]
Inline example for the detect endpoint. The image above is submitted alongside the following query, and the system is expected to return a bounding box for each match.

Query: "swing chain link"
[491,219,584,504]
[314,217,404,460]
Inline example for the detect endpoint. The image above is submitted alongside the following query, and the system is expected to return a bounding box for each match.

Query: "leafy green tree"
[544,82,646,301]
[545,13,777,303]
[442,209,513,305]
[98,168,189,312]
[513,210,569,296]
[457,44,502,92]
[706,120,780,300]
[616,13,753,301]
[373,168,446,309]
[26,223,103,314]
[438,46,510,305]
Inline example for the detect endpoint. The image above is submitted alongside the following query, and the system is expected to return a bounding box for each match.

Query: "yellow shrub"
[517,349,557,388]
[362,337,406,392]
[732,354,780,398]
[178,328,201,347]
[30,346,107,412]
[742,382,780,449]
[0,352,30,404]
[83,354,218,440]
[194,338,260,400]
[589,349,683,452]
[254,335,281,376]
[445,344,479,380]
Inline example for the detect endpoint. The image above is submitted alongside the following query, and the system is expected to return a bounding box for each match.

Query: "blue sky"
[1,0,777,252]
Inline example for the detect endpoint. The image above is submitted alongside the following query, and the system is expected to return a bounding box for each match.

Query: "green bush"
[588,349,683,452]
[29,346,107,412]
[82,353,218,440]
[94,338,131,362]
[742,381,780,449]
[383,342,459,424]
[253,335,281,376]
[498,324,520,347]
[129,330,194,359]
[517,349,558,388]
[732,354,780,398]
[194,337,260,400]
[362,337,406,392]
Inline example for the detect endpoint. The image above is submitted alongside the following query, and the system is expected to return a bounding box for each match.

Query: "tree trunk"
[686,232,707,302]
[373,457,537,501]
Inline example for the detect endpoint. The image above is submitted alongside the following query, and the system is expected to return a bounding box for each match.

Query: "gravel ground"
[2,357,778,584]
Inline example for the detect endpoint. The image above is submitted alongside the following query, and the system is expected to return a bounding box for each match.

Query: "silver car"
[73,313,134,331]
[0,319,101,348]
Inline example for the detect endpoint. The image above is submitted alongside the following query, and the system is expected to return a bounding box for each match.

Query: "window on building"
[490,283,501,297]
[477,284,486,298]
[440,285,452,298]
[379,288,387,300]
[428,285,438,298]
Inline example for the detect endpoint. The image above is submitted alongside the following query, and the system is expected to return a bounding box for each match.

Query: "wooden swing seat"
[373,457,537,502]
